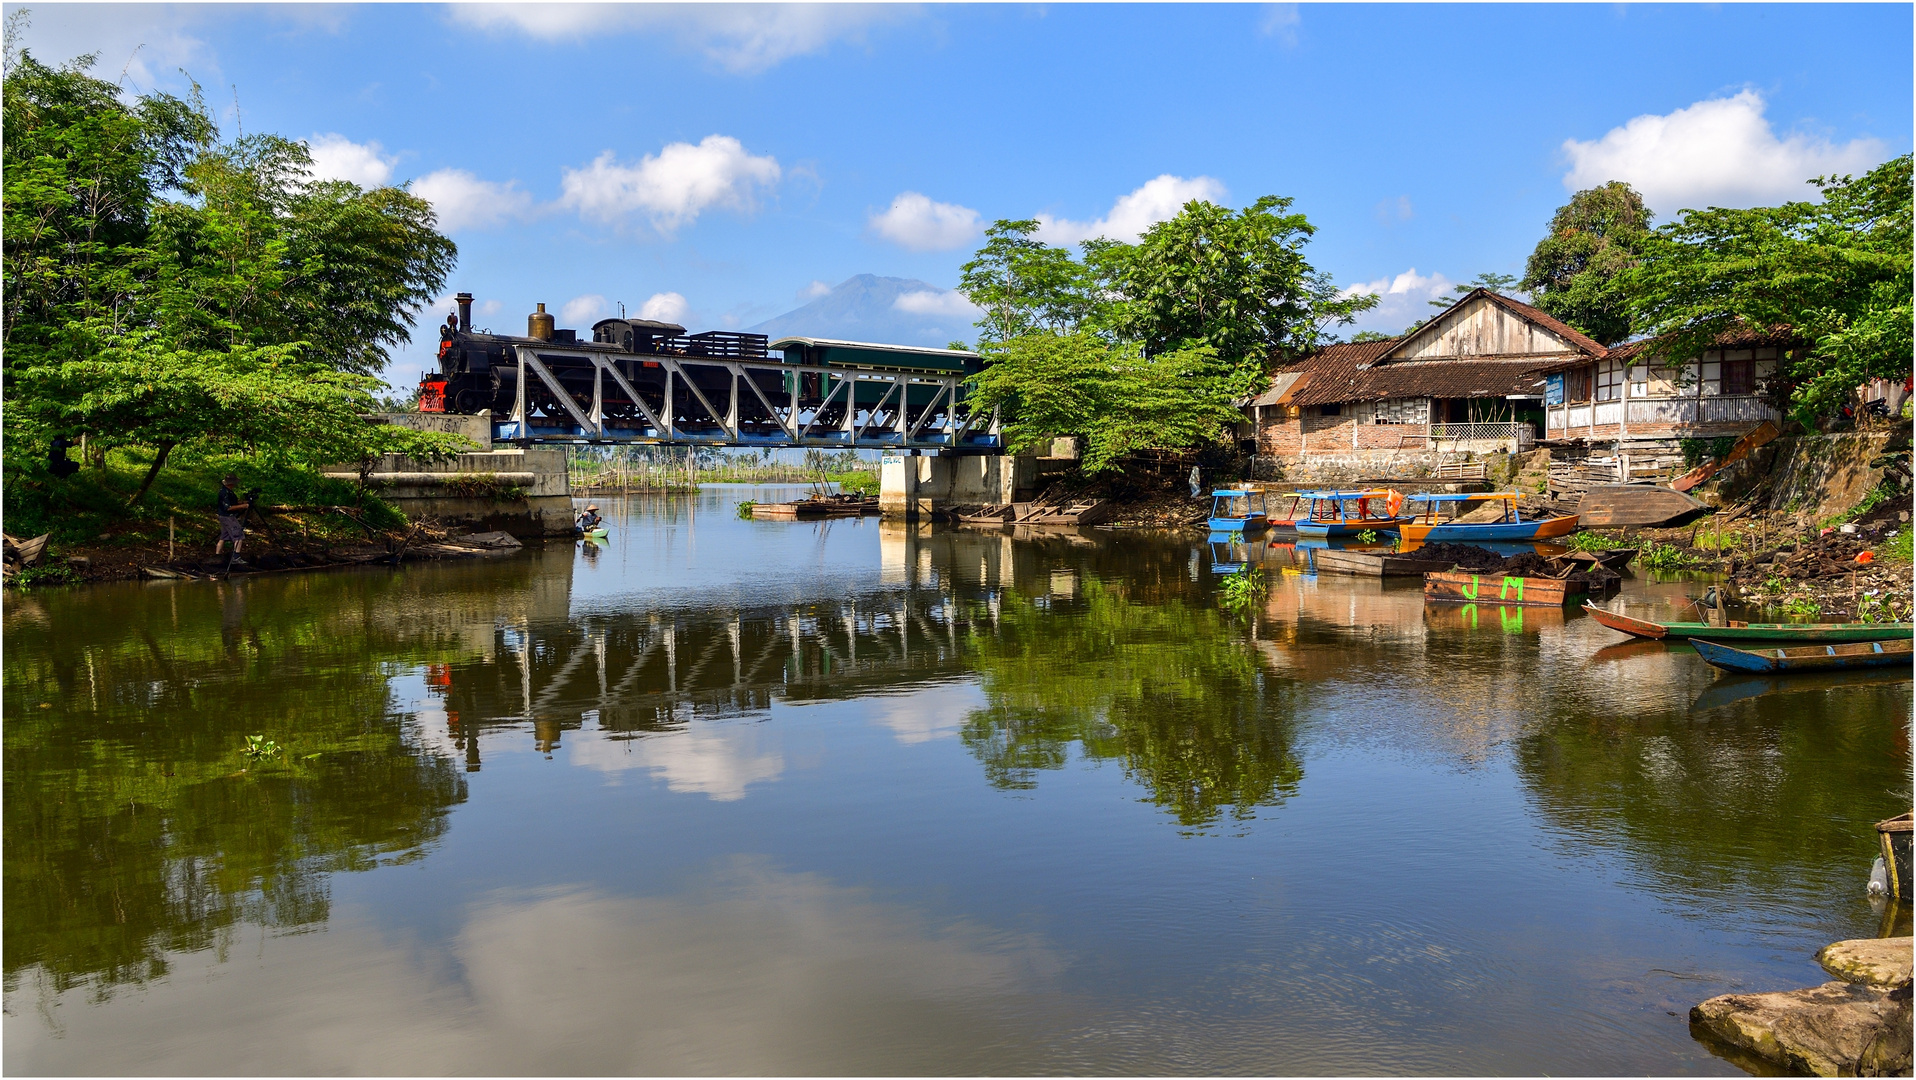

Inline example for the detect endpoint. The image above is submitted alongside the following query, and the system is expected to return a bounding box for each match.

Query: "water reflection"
[1,564,523,998]
[5,488,1909,1075]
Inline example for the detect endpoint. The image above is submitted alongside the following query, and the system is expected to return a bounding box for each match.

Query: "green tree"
[1626,156,1912,420]
[2,43,466,505]
[961,576,1303,828]
[1114,196,1375,382]
[957,219,1094,345]
[1521,181,1652,345]
[966,333,1248,473]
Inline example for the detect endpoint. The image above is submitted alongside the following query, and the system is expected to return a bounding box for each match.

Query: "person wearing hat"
[575,503,603,534]
[214,474,254,566]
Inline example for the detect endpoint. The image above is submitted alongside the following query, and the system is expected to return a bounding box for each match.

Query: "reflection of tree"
[961,579,1302,828]
[1513,683,1911,907]
[3,577,471,998]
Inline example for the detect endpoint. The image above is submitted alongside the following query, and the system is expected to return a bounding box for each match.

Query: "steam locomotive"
[418,293,993,447]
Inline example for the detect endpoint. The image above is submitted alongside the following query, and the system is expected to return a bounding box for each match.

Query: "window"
[1722,358,1755,395]
[1595,360,1624,401]
[1319,403,1341,416]
[1564,370,1591,401]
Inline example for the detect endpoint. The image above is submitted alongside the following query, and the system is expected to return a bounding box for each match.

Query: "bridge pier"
[326,417,576,537]
[880,452,1040,519]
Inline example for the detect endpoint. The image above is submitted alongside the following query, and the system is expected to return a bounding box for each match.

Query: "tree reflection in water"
[3,572,484,999]
[960,574,1303,830]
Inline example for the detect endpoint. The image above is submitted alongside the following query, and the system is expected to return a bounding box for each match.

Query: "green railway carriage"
[771,337,986,411]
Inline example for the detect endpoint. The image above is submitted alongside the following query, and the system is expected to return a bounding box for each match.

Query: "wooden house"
[1249,289,1789,460]
[1541,327,1795,442]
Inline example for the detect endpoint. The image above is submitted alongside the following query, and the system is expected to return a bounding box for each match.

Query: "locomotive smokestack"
[455,292,473,333]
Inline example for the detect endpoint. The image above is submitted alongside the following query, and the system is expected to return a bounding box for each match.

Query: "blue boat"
[1292,489,1410,538]
[1208,489,1270,533]
[1691,637,1914,673]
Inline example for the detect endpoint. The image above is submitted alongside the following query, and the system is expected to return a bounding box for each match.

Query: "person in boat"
[575,504,603,534]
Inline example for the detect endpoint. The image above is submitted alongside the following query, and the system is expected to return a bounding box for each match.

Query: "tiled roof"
[1603,324,1800,365]
[1259,336,1580,408]
[1287,357,1584,407]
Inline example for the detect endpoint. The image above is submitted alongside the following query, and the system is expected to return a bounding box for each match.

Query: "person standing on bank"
[214,474,253,567]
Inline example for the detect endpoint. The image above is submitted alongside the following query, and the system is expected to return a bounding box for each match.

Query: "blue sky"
[11,3,1911,391]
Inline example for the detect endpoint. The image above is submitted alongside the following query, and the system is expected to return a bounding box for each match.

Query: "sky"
[9,2,1911,392]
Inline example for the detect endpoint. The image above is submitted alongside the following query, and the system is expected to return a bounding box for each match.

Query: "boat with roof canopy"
[1291,489,1409,537]
[1398,492,1579,543]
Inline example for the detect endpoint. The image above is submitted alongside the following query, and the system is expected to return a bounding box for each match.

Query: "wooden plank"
[1576,484,1710,528]
[1423,570,1584,607]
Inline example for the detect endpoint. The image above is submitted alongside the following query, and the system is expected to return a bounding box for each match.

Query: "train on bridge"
[418,293,1000,451]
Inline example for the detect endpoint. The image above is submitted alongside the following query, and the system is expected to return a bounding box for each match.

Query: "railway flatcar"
[419,293,994,449]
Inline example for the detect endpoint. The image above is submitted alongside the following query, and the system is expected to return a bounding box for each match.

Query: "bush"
[1636,541,1699,572]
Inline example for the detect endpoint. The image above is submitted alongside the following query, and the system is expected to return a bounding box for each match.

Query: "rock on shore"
[1690,936,1913,1076]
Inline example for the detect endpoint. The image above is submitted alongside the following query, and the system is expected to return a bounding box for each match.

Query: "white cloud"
[445,4,911,74]
[303,133,394,188]
[799,280,833,301]
[1337,267,1457,337]
[1562,90,1888,215]
[572,724,782,801]
[561,294,607,325]
[559,136,780,234]
[1033,174,1228,245]
[1258,4,1300,45]
[869,192,982,251]
[893,289,981,320]
[2,864,1061,1074]
[867,682,985,745]
[639,292,690,324]
[412,168,535,232]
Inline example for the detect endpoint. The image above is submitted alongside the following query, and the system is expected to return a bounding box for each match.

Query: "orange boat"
[1397,492,1578,543]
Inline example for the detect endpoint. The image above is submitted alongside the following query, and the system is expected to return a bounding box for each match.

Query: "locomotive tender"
[420,293,998,450]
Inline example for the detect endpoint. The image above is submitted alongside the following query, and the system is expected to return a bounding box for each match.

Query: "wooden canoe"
[1582,603,1915,643]
[1313,548,1450,577]
[1424,570,1585,607]
[1690,637,1913,673]
[1576,485,1711,528]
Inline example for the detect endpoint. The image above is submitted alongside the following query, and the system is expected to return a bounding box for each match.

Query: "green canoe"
[1584,602,1914,643]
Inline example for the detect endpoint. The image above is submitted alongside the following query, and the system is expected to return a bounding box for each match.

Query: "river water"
[6,486,1909,1075]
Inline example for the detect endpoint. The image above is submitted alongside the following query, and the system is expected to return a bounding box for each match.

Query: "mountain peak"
[745,275,976,347]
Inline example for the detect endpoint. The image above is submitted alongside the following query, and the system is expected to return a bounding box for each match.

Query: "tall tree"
[1626,156,1912,421]
[1113,196,1374,383]
[2,45,466,502]
[956,219,1094,345]
[1521,181,1653,345]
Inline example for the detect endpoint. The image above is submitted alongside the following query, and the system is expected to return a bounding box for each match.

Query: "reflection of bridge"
[419,526,1054,768]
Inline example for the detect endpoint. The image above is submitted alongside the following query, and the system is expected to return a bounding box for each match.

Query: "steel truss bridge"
[491,342,1002,452]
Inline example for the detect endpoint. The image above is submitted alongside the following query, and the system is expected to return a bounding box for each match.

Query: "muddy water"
[5,485,1909,1075]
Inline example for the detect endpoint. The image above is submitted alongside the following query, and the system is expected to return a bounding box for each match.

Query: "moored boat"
[1398,492,1579,543]
[1425,570,1585,607]
[1582,603,1915,643]
[1690,637,1914,673]
[1292,489,1410,537]
[1207,489,1270,533]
